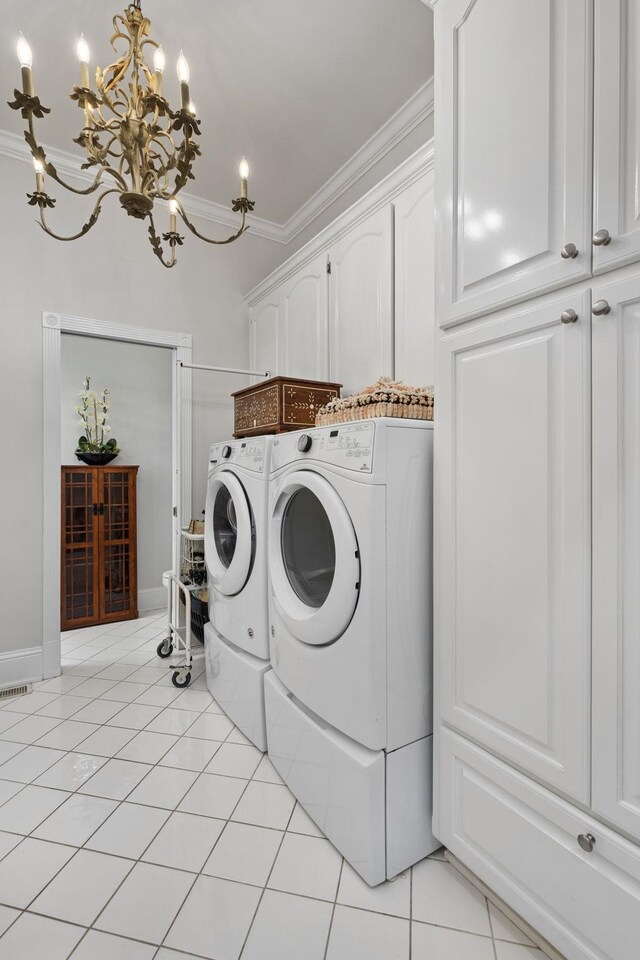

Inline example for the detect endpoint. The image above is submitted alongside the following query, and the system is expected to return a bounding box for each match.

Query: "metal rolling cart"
[157,522,208,687]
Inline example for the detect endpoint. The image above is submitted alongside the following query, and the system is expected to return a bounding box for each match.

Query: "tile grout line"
[235,793,298,960]
[322,855,345,960]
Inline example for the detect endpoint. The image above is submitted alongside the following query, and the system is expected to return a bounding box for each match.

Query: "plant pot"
[75,452,119,466]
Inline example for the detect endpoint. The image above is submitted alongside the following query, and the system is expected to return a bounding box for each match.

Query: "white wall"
[61,335,173,610]
[0,152,284,678]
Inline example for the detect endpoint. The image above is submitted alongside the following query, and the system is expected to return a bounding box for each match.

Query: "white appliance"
[204,436,272,750]
[264,418,438,885]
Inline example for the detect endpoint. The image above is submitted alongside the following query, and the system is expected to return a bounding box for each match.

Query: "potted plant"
[75,377,121,465]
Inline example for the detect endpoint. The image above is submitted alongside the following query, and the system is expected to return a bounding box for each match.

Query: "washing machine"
[264,418,438,884]
[204,435,272,750]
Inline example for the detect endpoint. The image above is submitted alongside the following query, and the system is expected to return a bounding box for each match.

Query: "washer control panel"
[210,437,266,473]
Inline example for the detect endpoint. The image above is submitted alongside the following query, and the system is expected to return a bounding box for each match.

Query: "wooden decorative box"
[232,376,342,438]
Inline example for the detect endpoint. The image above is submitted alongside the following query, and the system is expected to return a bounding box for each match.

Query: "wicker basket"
[315,400,433,426]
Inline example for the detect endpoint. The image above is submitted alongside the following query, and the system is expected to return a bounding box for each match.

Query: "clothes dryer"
[265,419,438,884]
[204,436,272,750]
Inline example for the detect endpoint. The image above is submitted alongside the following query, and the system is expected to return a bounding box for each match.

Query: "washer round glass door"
[270,470,360,645]
[205,471,254,596]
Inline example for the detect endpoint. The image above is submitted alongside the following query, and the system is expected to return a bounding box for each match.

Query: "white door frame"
[42,310,192,679]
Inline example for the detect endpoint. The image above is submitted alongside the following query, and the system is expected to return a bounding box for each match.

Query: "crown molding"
[0,129,287,244]
[280,78,434,244]
[245,138,434,306]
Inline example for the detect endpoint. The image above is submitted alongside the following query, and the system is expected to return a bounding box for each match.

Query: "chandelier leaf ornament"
[8,0,254,268]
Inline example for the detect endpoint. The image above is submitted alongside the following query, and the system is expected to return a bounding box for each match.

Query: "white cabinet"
[438,730,640,960]
[592,273,640,843]
[593,0,640,274]
[251,289,280,380]
[435,0,592,326]
[394,173,435,386]
[280,253,329,380]
[328,207,394,395]
[436,288,592,802]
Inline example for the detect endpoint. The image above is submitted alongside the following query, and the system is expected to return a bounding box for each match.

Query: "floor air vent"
[0,683,31,701]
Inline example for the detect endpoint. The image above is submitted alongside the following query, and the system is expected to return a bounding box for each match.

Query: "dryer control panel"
[210,437,266,473]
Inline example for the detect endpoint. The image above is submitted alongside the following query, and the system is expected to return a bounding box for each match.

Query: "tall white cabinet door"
[434,0,593,327]
[592,275,640,843]
[394,172,435,387]
[251,289,280,380]
[593,1,640,274]
[280,254,329,380]
[329,207,393,395]
[436,289,592,802]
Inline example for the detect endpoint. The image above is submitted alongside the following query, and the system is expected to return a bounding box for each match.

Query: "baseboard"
[444,851,566,960]
[0,645,43,688]
[139,587,167,613]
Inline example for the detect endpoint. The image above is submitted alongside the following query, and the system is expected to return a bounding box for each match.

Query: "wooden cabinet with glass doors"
[61,465,138,629]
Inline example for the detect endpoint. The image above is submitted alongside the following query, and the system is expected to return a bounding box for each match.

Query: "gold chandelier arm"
[147,212,177,268]
[177,203,249,246]
[36,187,118,241]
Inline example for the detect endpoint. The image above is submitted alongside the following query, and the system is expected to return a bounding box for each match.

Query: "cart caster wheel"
[172,670,191,688]
[157,639,173,659]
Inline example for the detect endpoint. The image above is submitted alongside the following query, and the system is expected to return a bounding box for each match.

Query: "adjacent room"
[0,2,635,959]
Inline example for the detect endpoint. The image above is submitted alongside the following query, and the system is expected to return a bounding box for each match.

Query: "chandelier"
[8,0,254,268]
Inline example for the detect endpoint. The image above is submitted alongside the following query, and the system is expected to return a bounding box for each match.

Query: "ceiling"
[1,0,433,224]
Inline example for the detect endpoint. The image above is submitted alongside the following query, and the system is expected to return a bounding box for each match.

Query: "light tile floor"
[0,613,547,960]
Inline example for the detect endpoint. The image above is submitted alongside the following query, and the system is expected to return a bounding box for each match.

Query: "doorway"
[42,311,193,679]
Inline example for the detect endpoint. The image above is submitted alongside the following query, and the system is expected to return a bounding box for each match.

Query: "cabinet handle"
[592,299,611,316]
[577,833,596,853]
[561,243,579,259]
[92,503,98,516]
[592,229,611,247]
[560,308,578,324]
[99,503,104,516]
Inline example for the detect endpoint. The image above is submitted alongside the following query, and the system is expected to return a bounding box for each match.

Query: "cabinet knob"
[592,299,611,316]
[560,308,579,324]
[592,229,611,247]
[561,243,579,260]
[577,833,596,853]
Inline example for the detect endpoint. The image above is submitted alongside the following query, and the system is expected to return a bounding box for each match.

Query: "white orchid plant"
[76,377,120,455]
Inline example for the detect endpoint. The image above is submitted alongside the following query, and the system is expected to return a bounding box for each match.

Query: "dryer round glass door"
[270,470,360,645]
[205,471,255,596]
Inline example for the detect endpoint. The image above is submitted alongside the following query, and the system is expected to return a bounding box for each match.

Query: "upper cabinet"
[593,0,640,274]
[280,253,329,381]
[394,173,435,386]
[435,0,593,326]
[328,206,394,395]
[247,149,434,398]
[251,289,280,380]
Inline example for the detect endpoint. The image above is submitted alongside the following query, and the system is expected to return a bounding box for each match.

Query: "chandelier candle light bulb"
[240,157,249,199]
[176,50,190,109]
[77,34,90,88]
[169,197,178,233]
[153,45,165,97]
[33,156,45,192]
[17,32,34,95]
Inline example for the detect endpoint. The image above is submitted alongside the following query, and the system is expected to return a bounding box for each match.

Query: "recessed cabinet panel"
[436,290,591,801]
[280,254,329,380]
[593,1,640,274]
[252,291,280,380]
[592,275,640,843]
[329,207,393,395]
[435,0,592,326]
[394,173,435,386]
